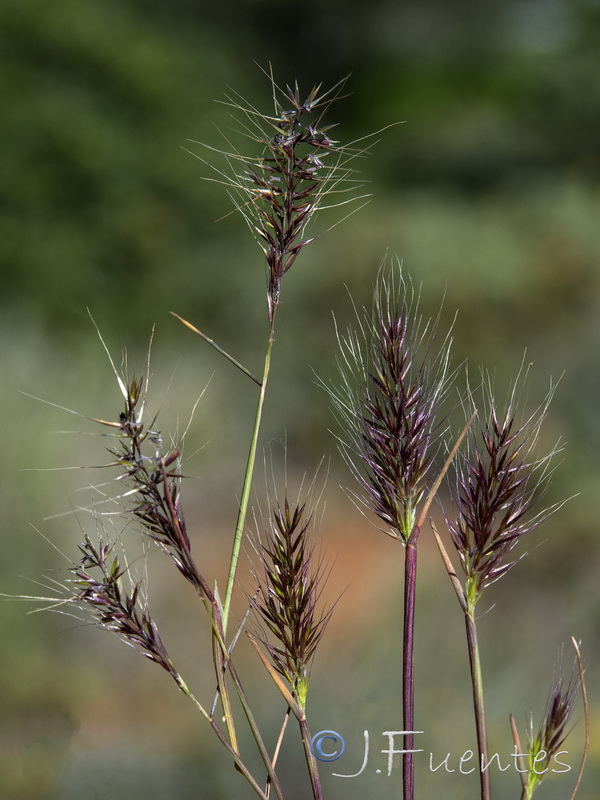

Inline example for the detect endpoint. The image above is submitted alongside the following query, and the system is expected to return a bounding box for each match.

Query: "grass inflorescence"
[15,73,588,800]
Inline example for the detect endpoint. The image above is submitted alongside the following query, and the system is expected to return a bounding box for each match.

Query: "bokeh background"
[1,1,599,798]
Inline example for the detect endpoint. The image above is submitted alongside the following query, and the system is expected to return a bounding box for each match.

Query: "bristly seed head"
[104,377,209,597]
[190,73,369,323]
[446,370,561,606]
[328,263,453,542]
[83,367,211,603]
[253,497,332,709]
[520,657,580,798]
[71,533,178,678]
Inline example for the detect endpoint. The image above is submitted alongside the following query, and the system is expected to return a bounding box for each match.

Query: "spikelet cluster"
[446,375,560,605]
[193,75,367,321]
[254,498,332,707]
[329,266,452,541]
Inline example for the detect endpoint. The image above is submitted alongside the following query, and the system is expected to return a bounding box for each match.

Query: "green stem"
[227,658,287,800]
[211,629,239,755]
[223,309,277,631]
[465,606,491,800]
[195,592,285,799]
[175,674,272,800]
[170,312,262,385]
[298,714,324,800]
[265,709,291,798]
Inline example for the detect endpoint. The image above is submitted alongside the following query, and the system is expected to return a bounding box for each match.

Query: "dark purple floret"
[253,498,332,701]
[195,76,367,323]
[330,269,452,542]
[446,379,559,603]
[72,534,177,678]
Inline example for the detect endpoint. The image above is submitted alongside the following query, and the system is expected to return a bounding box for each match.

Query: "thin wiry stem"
[402,540,417,800]
[223,309,277,630]
[170,311,262,386]
[465,609,490,800]
[176,675,277,800]
[225,654,287,800]
[569,637,589,800]
[298,715,324,800]
[401,415,475,800]
[265,709,291,799]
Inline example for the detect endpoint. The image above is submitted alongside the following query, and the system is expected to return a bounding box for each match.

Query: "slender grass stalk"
[569,637,589,800]
[299,715,324,800]
[170,311,262,386]
[177,677,274,800]
[431,530,491,800]
[223,310,276,629]
[465,607,490,799]
[225,655,287,800]
[402,540,417,799]
[400,412,475,799]
[211,628,239,755]
[265,709,291,798]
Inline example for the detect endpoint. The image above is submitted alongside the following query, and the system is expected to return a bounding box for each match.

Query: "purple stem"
[403,540,418,800]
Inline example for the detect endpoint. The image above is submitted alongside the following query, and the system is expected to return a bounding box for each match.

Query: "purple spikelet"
[446,372,561,605]
[329,264,452,542]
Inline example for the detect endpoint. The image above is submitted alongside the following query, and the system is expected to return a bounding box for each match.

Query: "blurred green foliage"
[2,1,599,798]
[3,0,599,336]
